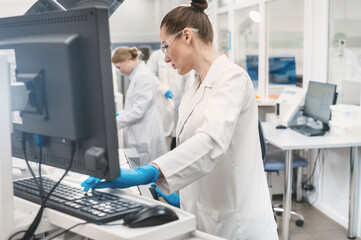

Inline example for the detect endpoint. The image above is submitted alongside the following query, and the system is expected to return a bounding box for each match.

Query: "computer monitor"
[139,45,151,62]
[303,81,337,126]
[0,7,120,180]
[246,55,297,87]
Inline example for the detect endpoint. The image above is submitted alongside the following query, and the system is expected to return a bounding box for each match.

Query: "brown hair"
[160,0,213,44]
[111,47,139,63]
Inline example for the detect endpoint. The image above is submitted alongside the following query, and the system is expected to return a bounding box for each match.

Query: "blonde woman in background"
[112,47,167,164]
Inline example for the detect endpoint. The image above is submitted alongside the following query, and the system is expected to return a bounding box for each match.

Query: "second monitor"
[303,81,337,129]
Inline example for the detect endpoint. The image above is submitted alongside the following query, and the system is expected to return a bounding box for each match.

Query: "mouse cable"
[9,141,77,240]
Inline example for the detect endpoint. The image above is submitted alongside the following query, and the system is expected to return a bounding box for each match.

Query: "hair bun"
[129,47,139,58]
[191,0,208,12]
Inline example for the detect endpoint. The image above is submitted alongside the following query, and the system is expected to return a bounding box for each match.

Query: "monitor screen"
[0,7,120,180]
[246,55,297,88]
[303,81,337,124]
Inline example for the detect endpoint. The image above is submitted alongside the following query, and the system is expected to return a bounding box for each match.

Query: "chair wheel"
[296,220,304,227]
[276,212,282,216]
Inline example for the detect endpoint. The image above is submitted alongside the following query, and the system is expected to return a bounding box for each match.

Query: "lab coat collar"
[201,54,228,87]
[129,61,143,80]
[176,55,229,138]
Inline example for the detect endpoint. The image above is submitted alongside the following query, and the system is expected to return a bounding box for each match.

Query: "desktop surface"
[263,122,361,150]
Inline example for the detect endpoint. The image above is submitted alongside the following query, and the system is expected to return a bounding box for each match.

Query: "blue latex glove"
[151,183,180,208]
[81,164,159,192]
[164,89,174,99]
[115,113,119,117]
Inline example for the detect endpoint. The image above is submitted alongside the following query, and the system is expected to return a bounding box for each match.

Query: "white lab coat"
[117,61,167,164]
[154,55,278,239]
[147,49,194,137]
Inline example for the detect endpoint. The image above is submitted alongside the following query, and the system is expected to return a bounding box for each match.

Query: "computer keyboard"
[290,125,325,136]
[13,177,146,223]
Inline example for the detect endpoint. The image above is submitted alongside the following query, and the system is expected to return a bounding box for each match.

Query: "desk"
[262,122,361,240]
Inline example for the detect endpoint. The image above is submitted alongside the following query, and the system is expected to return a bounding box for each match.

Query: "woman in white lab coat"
[83,1,278,239]
[150,1,278,239]
[112,47,167,164]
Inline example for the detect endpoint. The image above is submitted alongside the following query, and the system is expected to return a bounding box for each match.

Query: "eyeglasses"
[160,28,199,56]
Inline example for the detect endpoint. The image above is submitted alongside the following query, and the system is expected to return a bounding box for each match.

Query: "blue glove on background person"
[81,164,159,192]
[164,89,174,99]
[151,183,180,208]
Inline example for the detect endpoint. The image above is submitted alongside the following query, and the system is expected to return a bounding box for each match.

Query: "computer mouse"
[276,125,287,129]
[123,205,179,228]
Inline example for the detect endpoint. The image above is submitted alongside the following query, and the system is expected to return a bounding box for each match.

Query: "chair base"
[273,206,304,227]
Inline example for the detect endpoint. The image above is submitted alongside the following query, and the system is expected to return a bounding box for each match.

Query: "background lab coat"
[116,61,167,164]
[154,55,278,239]
[147,49,194,137]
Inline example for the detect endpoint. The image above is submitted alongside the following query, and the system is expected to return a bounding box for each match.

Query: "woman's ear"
[183,28,193,45]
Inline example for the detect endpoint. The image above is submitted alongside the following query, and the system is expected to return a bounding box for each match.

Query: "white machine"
[273,87,307,126]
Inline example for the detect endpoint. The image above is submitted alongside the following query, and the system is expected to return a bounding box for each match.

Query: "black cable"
[22,141,76,240]
[308,150,323,207]
[21,133,42,195]
[38,143,45,201]
[8,230,31,240]
[302,149,320,187]
[9,140,76,240]
[47,222,88,240]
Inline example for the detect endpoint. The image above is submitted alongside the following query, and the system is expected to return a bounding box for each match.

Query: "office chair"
[258,120,308,227]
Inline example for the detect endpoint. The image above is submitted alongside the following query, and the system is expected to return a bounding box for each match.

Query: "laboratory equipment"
[274,87,307,127]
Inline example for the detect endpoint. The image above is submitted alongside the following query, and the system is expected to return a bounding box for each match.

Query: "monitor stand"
[322,122,330,132]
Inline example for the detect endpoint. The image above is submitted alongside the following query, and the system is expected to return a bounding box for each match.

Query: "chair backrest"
[258,118,267,163]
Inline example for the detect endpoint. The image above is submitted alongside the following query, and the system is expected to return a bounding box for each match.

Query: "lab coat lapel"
[176,69,216,139]
[176,82,206,139]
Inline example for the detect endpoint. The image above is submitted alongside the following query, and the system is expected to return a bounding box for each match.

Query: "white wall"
[109,0,158,43]
[109,0,189,43]
[0,0,36,18]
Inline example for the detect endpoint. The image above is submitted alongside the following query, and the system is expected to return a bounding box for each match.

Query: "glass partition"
[328,0,361,105]
[218,0,229,8]
[266,0,304,96]
[235,5,260,88]
[217,12,229,57]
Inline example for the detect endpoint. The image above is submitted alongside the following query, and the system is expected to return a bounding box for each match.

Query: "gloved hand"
[151,183,180,208]
[115,113,119,117]
[81,163,159,192]
[164,89,174,99]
